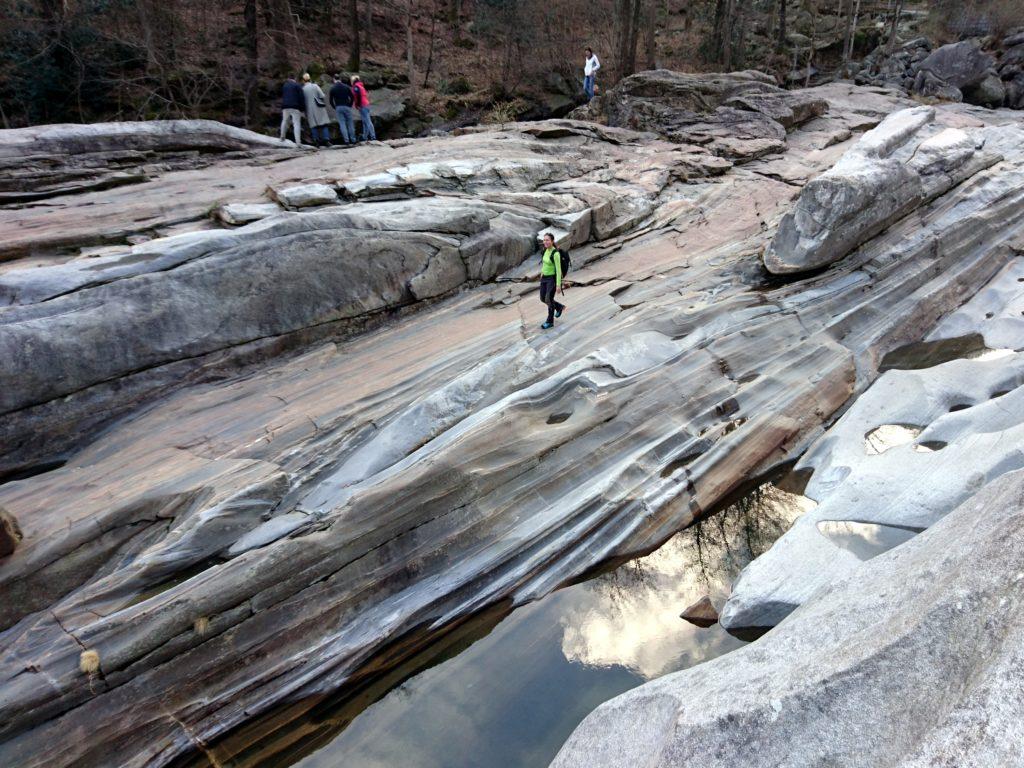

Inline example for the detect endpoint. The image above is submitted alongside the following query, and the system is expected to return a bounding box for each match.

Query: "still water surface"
[185,476,812,768]
[289,479,812,768]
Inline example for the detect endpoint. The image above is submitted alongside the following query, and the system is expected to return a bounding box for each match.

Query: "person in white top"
[583,47,600,102]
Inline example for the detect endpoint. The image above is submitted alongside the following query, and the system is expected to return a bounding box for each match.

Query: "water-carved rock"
[552,468,1024,768]
[763,106,1000,275]
[2,81,1024,768]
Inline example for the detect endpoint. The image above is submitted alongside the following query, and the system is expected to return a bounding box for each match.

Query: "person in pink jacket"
[351,75,377,142]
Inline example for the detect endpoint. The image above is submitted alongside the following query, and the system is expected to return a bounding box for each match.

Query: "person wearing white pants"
[279,76,305,145]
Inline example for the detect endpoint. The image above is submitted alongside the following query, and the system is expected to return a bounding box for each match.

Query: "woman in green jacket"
[539,232,566,329]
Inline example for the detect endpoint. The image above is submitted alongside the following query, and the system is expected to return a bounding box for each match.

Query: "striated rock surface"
[0,120,300,205]
[763,105,1004,274]
[722,257,1024,632]
[1,80,1023,768]
[552,467,1024,768]
[573,69,828,160]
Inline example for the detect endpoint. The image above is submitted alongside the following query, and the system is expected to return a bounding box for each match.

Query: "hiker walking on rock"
[279,75,305,145]
[301,73,332,147]
[329,74,356,145]
[539,232,566,330]
[583,47,601,102]
[351,75,377,142]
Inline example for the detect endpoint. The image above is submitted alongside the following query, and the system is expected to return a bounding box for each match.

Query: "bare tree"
[244,0,260,128]
[422,2,437,87]
[775,0,787,53]
[448,0,461,42]
[266,0,295,75]
[642,0,657,71]
[348,0,361,71]
[616,0,643,79]
[842,0,862,76]
[406,0,416,93]
[887,0,905,50]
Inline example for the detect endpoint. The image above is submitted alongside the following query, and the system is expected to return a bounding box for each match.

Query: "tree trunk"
[423,6,437,87]
[267,0,294,75]
[842,0,861,76]
[364,0,372,46]
[722,0,736,70]
[448,0,461,41]
[804,0,817,88]
[616,0,642,79]
[348,0,361,71]
[628,0,642,75]
[847,0,862,65]
[734,0,747,70]
[406,0,416,94]
[775,0,787,53]
[888,0,904,51]
[643,0,657,71]
[244,0,261,129]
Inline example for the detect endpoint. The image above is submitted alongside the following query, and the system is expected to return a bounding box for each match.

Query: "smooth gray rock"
[2,85,1024,768]
[216,202,282,225]
[552,468,1024,768]
[270,183,340,208]
[763,106,1000,274]
[0,120,299,203]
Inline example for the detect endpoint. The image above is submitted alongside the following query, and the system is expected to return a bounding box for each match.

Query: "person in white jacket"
[583,47,600,102]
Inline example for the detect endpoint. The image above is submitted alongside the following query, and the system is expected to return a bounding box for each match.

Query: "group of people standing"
[280,73,376,147]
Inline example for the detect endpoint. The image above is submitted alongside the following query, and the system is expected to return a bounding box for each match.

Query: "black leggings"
[539,276,565,323]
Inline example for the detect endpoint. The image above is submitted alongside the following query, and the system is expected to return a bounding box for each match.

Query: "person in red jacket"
[351,75,377,142]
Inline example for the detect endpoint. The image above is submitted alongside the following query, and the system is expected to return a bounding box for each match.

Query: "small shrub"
[483,98,527,127]
[79,649,100,675]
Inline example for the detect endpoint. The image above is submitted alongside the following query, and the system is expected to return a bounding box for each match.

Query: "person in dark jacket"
[538,232,566,329]
[280,76,305,145]
[351,75,377,142]
[329,74,356,145]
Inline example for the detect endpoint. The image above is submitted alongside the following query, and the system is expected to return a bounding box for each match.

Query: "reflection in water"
[878,333,989,371]
[561,482,813,679]
[863,424,922,456]
[817,520,919,560]
[189,472,812,768]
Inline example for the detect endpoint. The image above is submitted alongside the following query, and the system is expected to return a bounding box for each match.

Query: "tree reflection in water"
[560,472,814,679]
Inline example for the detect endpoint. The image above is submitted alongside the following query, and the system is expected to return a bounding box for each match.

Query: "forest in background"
[1,0,1022,132]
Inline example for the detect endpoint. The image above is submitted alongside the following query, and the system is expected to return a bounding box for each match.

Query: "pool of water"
[190,476,811,768]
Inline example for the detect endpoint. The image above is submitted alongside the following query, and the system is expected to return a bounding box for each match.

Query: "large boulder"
[962,72,1005,108]
[552,467,1024,768]
[912,39,1001,107]
[763,106,1000,274]
[916,40,995,89]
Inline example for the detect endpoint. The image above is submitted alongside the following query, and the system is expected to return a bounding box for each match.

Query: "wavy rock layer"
[722,260,1024,632]
[0,120,300,205]
[0,80,1022,767]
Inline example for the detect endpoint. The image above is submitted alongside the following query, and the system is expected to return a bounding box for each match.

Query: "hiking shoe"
[541,321,554,330]
[555,306,564,318]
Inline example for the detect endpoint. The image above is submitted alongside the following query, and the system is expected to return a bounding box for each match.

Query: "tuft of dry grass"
[79,649,100,675]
